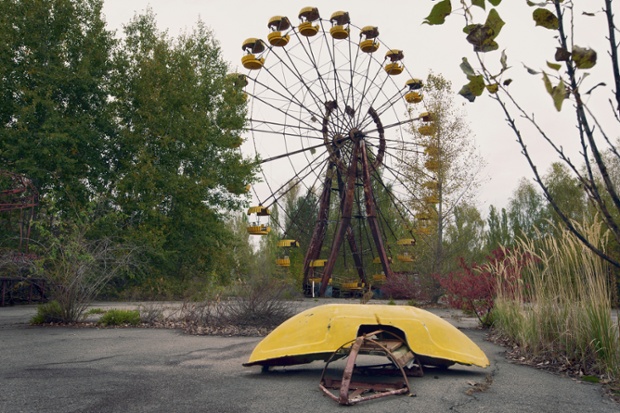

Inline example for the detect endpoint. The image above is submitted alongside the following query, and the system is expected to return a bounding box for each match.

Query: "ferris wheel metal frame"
[239,7,435,297]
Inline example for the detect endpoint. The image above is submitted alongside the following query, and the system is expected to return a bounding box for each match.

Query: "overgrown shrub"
[98,309,141,326]
[31,300,64,324]
[30,221,136,323]
[434,248,536,326]
[222,277,297,328]
[181,276,298,334]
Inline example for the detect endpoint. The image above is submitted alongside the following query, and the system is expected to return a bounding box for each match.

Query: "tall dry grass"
[490,219,619,380]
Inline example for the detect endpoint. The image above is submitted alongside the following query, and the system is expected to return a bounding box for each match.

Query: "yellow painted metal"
[298,6,320,22]
[275,257,291,267]
[405,91,423,103]
[384,62,403,76]
[372,274,387,284]
[396,238,415,246]
[241,55,265,70]
[247,225,271,235]
[340,281,361,290]
[309,259,327,267]
[359,39,379,53]
[243,304,489,368]
[277,239,299,248]
[298,21,319,37]
[397,253,414,262]
[267,31,290,47]
[360,26,379,39]
[330,26,349,40]
[247,206,270,215]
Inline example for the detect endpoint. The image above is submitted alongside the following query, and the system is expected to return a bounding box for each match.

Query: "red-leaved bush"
[434,247,536,326]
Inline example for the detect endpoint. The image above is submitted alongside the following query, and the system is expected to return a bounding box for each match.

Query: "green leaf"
[572,46,597,69]
[460,57,476,77]
[459,84,477,102]
[468,75,486,96]
[472,0,486,9]
[542,72,553,94]
[542,73,566,111]
[552,79,566,111]
[423,0,452,25]
[503,79,513,86]
[464,9,504,53]
[459,75,487,102]
[533,8,559,30]
[489,0,502,5]
[486,83,499,93]
[546,61,562,70]
[486,8,505,38]
[523,64,540,75]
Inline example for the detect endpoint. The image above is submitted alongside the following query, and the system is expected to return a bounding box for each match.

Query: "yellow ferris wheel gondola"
[329,11,350,40]
[275,239,298,267]
[404,78,424,103]
[359,26,380,53]
[276,257,291,267]
[384,49,404,75]
[247,205,271,235]
[298,6,320,37]
[267,16,291,47]
[241,38,266,70]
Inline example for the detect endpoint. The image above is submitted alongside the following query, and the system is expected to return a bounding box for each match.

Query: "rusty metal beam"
[361,142,394,279]
[318,141,360,296]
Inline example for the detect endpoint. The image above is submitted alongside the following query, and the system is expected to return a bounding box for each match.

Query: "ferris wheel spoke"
[246,92,319,132]
[250,72,324,122]
[290,29,339,106]
[260,148,330,208]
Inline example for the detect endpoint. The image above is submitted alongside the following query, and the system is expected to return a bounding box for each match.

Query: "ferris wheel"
[238,7,437,297]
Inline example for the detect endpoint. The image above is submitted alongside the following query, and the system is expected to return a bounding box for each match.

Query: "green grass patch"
[31,301,64,324]
[85,308,106,316]
[98,309,141,326]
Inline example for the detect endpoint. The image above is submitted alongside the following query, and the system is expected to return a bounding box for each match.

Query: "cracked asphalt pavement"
[1,301,617,413]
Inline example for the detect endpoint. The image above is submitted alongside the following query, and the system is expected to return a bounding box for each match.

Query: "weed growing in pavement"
[30,300,64,324]
[98,309,141,326]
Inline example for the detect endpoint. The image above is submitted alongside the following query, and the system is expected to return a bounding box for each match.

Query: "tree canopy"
[0,1,256,291]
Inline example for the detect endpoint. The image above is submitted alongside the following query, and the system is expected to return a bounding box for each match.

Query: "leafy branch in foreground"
[424,1,620,273]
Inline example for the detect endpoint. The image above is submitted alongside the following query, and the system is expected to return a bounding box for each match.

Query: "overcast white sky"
[101,1,614,214]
